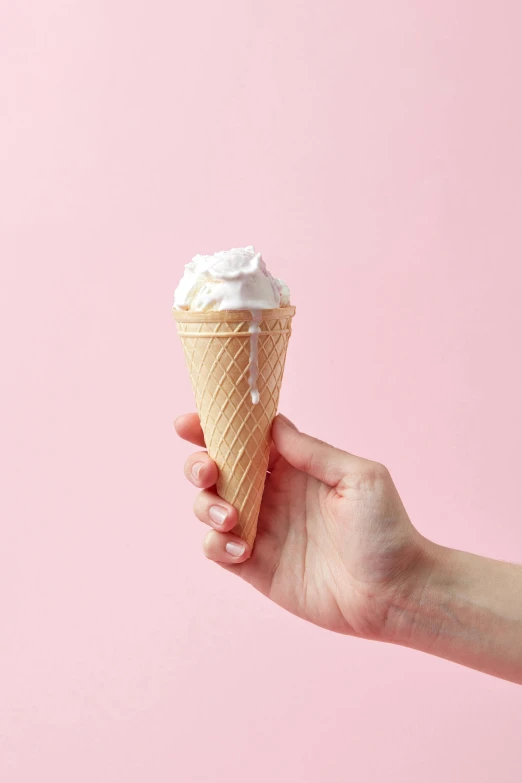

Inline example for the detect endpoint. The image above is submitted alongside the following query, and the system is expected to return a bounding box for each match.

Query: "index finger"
[174,413,205,447]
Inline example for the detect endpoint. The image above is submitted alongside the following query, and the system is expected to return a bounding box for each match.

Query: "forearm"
[390,543,522,684]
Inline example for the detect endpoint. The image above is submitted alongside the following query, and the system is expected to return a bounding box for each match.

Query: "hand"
[175,412,428,641]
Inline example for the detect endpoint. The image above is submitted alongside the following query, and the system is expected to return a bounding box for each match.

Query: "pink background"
[2,1,521,781]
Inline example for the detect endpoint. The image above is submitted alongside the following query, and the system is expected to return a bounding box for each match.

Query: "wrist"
[381,537,454,648]
[382,540,522,683]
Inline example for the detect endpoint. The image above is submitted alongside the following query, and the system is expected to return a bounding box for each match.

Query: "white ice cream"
[173,245,290,312]
[173,246,291,404]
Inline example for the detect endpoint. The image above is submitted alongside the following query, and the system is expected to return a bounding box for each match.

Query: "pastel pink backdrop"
[1,2,521,781]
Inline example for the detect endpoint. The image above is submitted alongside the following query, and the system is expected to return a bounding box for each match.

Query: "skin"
[175,412,522,685]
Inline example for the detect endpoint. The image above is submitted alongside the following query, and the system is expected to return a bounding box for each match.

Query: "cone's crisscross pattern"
[174,307,295,546]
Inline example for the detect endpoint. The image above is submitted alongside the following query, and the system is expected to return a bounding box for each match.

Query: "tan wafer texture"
[173,307,295,547]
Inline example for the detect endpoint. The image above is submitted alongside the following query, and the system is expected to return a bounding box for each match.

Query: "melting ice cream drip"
[248,310,261,405]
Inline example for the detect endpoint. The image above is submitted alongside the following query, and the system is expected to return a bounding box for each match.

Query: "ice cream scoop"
[173,245,290,312]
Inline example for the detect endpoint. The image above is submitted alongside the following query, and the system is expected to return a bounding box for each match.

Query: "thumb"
[272,414,356,487]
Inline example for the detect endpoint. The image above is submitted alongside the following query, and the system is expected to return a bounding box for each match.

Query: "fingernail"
[277,413,297,429]
[209,505,228,527]
[225,541,246,558]
[192,462,204,480]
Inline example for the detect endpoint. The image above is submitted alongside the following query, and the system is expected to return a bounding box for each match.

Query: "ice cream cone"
[173,306,295,547]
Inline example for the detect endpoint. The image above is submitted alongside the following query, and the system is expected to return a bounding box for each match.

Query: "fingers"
[193,490,238,532]
[272,414,358,487]
[175,411,251,568]
[184,451,218,489]
[174,413,205,447]
[194,491,251,565]
[203,529,251,564]
[177,413,217,488]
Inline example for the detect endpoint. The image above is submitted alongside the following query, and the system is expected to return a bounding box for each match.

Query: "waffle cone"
[173,306,295,547]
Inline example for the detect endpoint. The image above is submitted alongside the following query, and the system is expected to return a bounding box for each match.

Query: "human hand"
[175,412,429,641]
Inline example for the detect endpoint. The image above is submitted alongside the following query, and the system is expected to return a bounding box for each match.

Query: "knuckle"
[193,491,208,515]
[371,461,390,479]
[338,460,391,495]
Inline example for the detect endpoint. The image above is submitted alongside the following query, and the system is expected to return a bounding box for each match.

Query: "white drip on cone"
[248,310,261,404]
[172,246,291,406]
